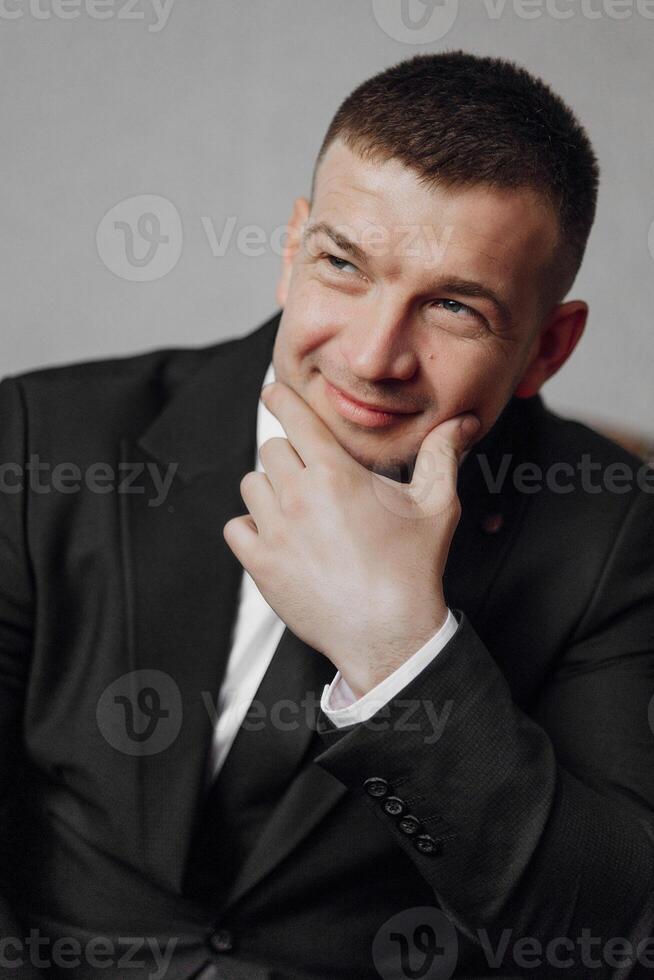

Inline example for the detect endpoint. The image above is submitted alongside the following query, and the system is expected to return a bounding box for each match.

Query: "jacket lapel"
[444,390,541,622]
[119,313,279,891]
[224,763,348,911]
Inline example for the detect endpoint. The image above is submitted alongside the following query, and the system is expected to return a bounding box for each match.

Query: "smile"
[323,378,419,429]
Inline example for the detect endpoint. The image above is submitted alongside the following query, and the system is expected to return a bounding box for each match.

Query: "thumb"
[410,412,480,510]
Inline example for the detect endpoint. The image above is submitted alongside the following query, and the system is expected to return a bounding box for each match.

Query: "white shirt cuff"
[320,608,459,728]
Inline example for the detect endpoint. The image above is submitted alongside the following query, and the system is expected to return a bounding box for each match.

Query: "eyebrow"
[303,221,368,265]
[303,221,513,330]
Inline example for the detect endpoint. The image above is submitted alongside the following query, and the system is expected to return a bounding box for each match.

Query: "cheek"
[426,348,516,424]
[281,282,347,359]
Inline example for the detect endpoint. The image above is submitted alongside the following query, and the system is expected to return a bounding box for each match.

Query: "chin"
[341,443,417,484]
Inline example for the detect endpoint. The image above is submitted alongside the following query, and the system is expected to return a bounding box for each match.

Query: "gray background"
[2,0,653,434]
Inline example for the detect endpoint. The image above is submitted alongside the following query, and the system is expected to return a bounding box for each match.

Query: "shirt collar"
[255,361,286,472]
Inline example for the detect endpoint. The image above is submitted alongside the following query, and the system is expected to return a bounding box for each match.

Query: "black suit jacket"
[0,311,653,980]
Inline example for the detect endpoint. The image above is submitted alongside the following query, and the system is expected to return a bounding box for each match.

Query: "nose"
[339,305,418,382]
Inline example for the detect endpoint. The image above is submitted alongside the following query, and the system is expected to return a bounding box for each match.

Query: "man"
[0,51,652,980]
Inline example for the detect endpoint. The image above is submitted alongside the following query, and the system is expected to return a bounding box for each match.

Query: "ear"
[275,196,311,308]
[513,300,588,399]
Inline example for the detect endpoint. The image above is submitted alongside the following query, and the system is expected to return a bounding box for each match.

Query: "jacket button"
[382,796,405,817]
[415,834,440,855]
[481,513,504,533]
[364,777,389,798]
[398,814,421,836]
[209,928,234,953]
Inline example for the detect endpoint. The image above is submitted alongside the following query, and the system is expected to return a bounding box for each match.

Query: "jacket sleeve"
[314,486,654,979]
[0,378,45,979]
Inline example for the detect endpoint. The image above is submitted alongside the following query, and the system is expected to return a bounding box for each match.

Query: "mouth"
[323,378,420,429]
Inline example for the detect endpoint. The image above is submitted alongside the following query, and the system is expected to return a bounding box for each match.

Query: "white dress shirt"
[207,362,458,782]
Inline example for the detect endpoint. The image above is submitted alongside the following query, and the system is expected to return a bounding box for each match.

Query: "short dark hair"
[312,51,599,305]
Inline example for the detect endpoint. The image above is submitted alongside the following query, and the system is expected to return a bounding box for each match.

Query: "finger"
[260,382,345,467]
[258,436,305,493]
[223,514,259,569]
[411,414,480,512]
[239,470,277,531]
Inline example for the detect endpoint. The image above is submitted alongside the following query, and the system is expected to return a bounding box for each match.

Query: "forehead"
[311,139,559,289]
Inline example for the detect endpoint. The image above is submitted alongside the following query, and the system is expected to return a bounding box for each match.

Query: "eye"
[325,254,360,276]
[427,298,489,338]
[433,299,476,317]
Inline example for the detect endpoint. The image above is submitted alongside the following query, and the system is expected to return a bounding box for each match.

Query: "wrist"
[335,599,449,698]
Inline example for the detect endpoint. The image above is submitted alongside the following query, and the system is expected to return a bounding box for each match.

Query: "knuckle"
[264,384,281,409]
[223,515,237,538]
[436,439,458,465]
[259,436,287,459]
[449,493,462,517]
[440,492,462,524]
[279,483,306,517]
[240,470,259,494]
[224,514,248,546]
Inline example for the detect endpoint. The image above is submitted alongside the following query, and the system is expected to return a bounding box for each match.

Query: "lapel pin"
[481,513,504,534]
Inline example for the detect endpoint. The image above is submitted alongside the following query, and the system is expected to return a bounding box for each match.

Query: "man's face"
[272,138,564,478]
